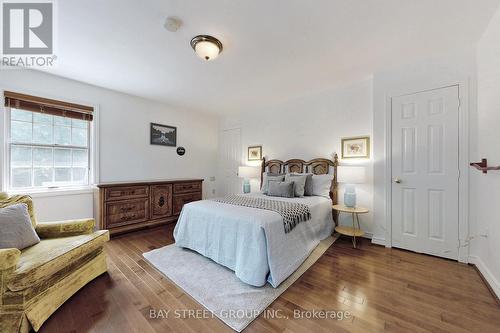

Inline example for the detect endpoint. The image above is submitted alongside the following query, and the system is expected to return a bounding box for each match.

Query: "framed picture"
[341,136,370,159]
[150,123,177,147]
[248,145,262,161]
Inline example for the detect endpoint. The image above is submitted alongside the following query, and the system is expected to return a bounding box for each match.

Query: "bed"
[173,156,339,287]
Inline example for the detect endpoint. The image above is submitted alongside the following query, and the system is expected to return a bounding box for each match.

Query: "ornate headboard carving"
[260,154,339,224]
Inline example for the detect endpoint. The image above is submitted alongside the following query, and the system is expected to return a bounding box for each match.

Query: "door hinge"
[458,98,461,108]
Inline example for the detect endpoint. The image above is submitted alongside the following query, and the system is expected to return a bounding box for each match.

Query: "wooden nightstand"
[332,204,369,248]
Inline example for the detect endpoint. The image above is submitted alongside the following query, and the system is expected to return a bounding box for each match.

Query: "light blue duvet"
[173,193,333,287]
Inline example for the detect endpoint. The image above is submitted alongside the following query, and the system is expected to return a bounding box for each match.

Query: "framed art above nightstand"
[341,136,370,159]
[248,145,262,161]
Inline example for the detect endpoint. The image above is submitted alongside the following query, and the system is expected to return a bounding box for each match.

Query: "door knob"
[393,177,402,184]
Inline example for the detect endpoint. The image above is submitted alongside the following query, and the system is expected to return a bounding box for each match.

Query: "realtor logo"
[1,1,56,68]
[2,2,53,54]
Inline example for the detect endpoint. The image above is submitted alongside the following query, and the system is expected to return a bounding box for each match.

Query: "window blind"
[4,91,93,121]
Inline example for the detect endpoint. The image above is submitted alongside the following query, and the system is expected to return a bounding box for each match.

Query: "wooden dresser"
[97,179,203,235]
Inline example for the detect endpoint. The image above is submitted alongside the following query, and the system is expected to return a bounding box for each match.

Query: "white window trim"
[1,88,100,197]
[7,185,97,197]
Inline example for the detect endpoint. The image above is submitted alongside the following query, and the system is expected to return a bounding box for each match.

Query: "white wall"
[219,79,375,236]
[29,190,94,222]
[0,70,219,222]
[372,51,476,250]
[470,6,500,297]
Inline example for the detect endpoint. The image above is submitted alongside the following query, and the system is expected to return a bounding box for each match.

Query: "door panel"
[427,125,444,174]
[428,189,444,240]
[401,128,416,173]
[402,187,416,236]
[391,86,459,260]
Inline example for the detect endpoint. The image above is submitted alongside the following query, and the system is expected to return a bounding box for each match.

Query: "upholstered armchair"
[0,193,109,333]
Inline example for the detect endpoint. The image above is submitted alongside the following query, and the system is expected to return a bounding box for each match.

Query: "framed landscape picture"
[150,123,177,147]
[248,145,262,161]
[341,136,370,159]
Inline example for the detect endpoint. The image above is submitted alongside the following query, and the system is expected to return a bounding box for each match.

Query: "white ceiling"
[44,0,499,114]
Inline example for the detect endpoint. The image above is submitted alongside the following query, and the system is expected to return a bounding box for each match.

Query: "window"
[4,91,94,190]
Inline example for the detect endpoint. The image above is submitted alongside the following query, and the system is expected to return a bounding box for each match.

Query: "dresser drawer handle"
[121,214,137,221]
[120,206,136,212]
[121,190,136,196]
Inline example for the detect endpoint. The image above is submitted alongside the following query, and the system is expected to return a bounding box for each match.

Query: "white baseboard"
[370,236,386,246]
[469,255,500,299]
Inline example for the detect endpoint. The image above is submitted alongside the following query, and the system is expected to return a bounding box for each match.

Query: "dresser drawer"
[173,193,202,215]
[105,185,149,202]
[106,199,149,227]
[173,182,202,194]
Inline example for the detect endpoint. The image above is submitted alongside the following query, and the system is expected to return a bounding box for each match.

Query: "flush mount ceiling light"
[190,35,223,61]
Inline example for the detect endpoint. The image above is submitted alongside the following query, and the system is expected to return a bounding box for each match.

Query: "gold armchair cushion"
[0,248,21,270]
[0,194,36,227]
[35,219,95,239]
[7,230,109,291]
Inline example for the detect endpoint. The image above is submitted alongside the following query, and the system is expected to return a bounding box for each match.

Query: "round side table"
[332,204,369,248]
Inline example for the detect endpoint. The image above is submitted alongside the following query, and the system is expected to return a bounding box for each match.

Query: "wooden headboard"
[260,154,339,223]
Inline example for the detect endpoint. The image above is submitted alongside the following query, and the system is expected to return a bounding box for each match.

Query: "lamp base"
[243,180,251,194]
[344,192,356,207]
[344,185,357,207]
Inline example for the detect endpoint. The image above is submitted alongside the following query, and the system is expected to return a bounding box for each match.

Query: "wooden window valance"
[4,91,93,121]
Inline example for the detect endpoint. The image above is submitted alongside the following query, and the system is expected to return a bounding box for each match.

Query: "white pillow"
[311,174,334,198]
[0,203,40,250]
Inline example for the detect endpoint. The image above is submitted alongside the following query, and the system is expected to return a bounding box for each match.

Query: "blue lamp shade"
[238,166,260,194]
[337,166,366,208]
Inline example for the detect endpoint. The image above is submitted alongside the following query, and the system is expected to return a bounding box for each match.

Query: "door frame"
[384,81,470,263]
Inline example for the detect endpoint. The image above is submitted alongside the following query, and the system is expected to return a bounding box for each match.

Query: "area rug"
[142,235,337,332]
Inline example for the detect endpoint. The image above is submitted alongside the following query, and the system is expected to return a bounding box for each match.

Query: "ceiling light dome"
[190,35,223,61]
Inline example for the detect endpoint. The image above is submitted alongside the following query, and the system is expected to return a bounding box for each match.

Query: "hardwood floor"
[39,224,500,333]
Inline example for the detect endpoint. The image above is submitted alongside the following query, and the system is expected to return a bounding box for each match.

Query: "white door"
[391,86,459,260]
[220,128,242,196]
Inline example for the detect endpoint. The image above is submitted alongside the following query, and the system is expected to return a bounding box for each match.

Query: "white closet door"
[220,128,242,196]
[391,86,459,260]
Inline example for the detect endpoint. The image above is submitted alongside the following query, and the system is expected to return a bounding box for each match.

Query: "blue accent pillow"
[261,173,285,194]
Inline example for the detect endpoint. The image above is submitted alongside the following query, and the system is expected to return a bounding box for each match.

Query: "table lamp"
[238,166,260,193]
[337,166,366,207]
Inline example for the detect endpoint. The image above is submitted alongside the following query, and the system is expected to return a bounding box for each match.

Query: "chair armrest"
[0,248,21,271]
[35,218,96,238]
